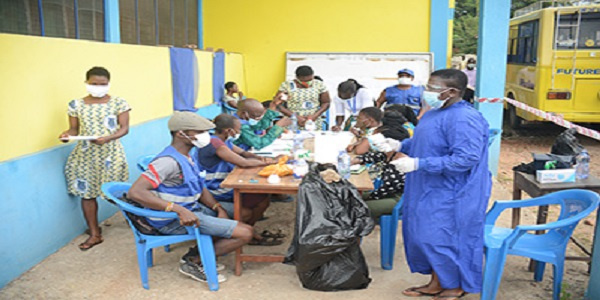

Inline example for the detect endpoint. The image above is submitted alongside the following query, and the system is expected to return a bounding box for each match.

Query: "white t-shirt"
[334,88,373,117]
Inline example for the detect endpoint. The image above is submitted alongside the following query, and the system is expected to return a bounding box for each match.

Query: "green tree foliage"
[453,0,541,55]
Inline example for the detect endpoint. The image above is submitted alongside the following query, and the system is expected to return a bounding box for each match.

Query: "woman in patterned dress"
[59,67,131,251]
[275,65,331,129]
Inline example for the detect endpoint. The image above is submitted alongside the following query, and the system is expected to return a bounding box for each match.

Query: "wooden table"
[512,171,600,270]
[221,166,374,276]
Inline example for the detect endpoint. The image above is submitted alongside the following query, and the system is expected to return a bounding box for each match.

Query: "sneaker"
[179,261,227,283]
[179,247,225,271]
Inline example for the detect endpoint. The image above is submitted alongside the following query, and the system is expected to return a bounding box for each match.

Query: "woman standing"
[275,65,331,129]
[59,67,131,251]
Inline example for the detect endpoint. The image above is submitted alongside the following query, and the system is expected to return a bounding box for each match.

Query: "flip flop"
[261,229,286,239]
[248,236,283,246]
[432,292,468,300]
[79,236,104,251]
[401,285,442,297]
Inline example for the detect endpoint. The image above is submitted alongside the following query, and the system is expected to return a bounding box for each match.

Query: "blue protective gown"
[400,100,491,293]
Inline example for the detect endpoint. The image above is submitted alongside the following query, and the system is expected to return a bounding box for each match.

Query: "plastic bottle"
[292,134,303,159]
[290,113,298,134]
[337,151,351,180]
[293,158,309,178]
[576,149,590,180]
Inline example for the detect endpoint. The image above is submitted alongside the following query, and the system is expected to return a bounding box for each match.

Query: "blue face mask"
[248,118,260,126]
[423,90,448,109]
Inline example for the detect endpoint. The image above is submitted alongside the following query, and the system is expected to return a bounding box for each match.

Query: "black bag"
[551,128,584,157]
[284,163,375,291]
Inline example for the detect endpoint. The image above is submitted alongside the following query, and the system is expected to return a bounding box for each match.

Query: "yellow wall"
[195,50,214,106]
[225,52,247,94]
[204,0,430,101]
[0,34,223,162]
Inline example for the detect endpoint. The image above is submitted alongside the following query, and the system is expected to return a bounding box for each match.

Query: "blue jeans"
[157,203,238,238]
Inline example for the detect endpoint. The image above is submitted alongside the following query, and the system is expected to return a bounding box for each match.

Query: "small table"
[221,166,374,276]
[512,171,600,270]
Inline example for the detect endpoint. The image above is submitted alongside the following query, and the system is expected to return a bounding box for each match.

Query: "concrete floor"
[0,181,592,300]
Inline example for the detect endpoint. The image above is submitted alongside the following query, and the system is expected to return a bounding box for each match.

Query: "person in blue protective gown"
[377,69,491,299]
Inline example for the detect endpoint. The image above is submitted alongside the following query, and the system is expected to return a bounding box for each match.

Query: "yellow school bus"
[505,1,600,128]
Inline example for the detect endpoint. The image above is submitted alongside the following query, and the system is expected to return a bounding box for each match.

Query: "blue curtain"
[213,51,225,105]
[169,48,198,111]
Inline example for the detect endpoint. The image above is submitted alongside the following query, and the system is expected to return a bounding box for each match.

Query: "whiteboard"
[285,52,434,127]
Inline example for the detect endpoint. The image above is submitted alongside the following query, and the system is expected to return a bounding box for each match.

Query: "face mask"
[298,80,312,88]
[423,90,449,109]
[182,131,211,148]
[398,77,412,85]
[86,84,110,98]
[248,118,260,126]
[228,130,241,141]
[467,63,476,69]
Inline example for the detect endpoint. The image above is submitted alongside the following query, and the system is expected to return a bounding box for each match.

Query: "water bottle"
[576,149,590,180]
[292,132,303,159]
[290,113,298,134]
[305,119,316,131]
[337,151,351,180]
[293,158,309,178]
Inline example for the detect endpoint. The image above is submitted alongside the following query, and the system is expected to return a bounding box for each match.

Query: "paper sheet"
[314,132,354,164]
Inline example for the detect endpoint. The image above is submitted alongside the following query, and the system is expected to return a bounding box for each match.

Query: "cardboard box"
[536,169,576,184]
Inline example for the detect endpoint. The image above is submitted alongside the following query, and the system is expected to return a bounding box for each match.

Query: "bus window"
[508,20,539,65]
[555,12,600,49]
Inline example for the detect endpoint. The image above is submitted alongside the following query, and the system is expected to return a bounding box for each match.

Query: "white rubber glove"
[384,137,402,152]
[390,157,418,173]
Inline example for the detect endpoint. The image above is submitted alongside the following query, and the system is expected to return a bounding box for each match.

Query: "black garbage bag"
[551,128,584,157]
[284,163,375,291]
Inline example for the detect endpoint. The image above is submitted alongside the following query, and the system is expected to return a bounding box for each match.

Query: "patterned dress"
[278,80,328,129]
[65,97,130,199]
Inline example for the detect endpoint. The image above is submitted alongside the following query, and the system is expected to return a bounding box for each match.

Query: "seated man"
[194,114,282,245]
[128,111,253,283]
[234,98,291,150]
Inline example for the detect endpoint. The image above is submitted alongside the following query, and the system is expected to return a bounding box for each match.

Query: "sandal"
[248,236,283,246]
[401,285,442,297]
[261,229,286,239]
[432,291,467,300]
[79,235,104,251]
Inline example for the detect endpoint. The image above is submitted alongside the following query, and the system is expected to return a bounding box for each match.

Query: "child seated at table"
[193,114,284,246]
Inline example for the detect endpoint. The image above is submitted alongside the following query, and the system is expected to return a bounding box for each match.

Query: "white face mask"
[398,77,413,85]
[467,63,476,69]
[229,131,241,141]
[182,131,211,148]
[86,84,110,98]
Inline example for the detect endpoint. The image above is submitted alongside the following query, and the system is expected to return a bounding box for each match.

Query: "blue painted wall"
[475,0,511,176]
[429,0,452,70]
[0,104,220,288]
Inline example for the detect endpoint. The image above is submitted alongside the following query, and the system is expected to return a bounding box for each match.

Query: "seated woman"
[193,114,283,245]
[223,81,245,109]
[346,107,383,155]
[351,110,411,221]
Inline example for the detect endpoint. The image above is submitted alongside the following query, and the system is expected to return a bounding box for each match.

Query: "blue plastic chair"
[222,101,238,115]
[101,182,220,291]
[488,128,502,147]
[482,189,599,300]
[379,195,404,270]
[136,155,155,172]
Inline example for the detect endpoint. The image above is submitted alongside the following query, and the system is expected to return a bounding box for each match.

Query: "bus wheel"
[508,105,522,129]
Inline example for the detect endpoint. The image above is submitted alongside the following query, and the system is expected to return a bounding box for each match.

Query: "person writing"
[275,65,331,129]
[376,69,491,299]
[128,111,253,283]
[234,98,291,150]
[194,114,283,245]
[375,68,425,118]
[59,66,130,251]
[332,79,373,131]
